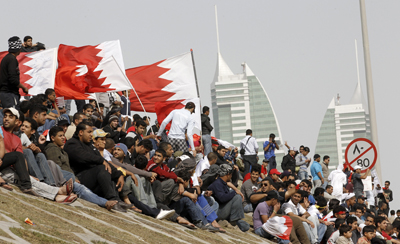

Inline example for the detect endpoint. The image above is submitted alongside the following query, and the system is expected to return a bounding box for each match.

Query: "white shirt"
[240,135,258,155]
[103,149,112,162]
[195,157,210,177]
[308,205,323,219]
[20,133,32,147]
[281,200,306,216]
[157,109,195,150]
[328,165,347,200]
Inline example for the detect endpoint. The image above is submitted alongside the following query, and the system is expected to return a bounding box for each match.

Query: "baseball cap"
[3,108,20,119]
[269,169,281,175]
[281,171,291,177]
[92,129,110,139]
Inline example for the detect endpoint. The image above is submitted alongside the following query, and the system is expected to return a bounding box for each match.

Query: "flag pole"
[111,56,154,135]
[190,49,203,148]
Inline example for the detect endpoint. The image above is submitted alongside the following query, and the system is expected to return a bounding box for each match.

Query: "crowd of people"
[0,35,398,243]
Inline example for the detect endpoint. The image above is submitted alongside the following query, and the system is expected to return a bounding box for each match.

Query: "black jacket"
[64,134,122,179]
[281,154,296,172]
[201,114,213,135]
[103,124,126,144]
[0,53,20,95]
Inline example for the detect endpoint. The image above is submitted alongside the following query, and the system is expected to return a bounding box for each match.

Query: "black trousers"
[1,152,31,190]
[128,194,160,218]
[242,155,258,175]
[74,100,86,113]
[77,165,119,200]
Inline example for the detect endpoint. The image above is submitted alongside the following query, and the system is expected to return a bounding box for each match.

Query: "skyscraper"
[210,52,285,161]
[315,81,371,170]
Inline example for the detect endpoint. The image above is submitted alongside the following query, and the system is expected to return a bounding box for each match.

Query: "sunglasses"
[261,183,269,187]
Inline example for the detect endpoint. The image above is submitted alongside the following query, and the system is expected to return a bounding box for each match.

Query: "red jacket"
[146,159,177,181]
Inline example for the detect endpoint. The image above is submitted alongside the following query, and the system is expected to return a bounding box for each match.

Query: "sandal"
[179,223,197,229]
[56,194,77,204]
[129,205,142,213]
[0,182,13,191]
[64,178,73,195]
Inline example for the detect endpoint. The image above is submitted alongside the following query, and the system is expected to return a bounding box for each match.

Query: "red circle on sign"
[344,138,377,173]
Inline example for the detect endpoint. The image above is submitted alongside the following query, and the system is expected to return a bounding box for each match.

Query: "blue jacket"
[208,178,236,204]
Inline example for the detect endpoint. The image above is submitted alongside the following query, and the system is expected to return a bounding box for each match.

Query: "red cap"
[269,169,281,175]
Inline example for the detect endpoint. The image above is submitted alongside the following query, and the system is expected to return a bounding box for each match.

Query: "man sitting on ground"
[241,164,261,213]
[65,112,86,140]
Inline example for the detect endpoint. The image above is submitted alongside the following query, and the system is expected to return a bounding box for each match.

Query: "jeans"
[267,156,276,171]
[24,150,56,186]
[73,182,108,207]
[202,134,212,157]
[61,169,75,182]
[321,181,328,189]
[244,203,253,213]
[217,194,245,222]
[0,92,20,109]
[172,196,208,224]
[205,195,219,214]
[298,171,308,181]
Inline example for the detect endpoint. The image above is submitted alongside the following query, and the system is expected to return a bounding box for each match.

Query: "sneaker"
[22,188,40,197]
[156,209,175,220]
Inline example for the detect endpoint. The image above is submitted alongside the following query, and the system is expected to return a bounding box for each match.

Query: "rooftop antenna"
[215,5,221,54]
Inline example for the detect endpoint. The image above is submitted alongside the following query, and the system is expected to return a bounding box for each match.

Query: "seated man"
[65,112,86,140]
[215,145,239,186]
[0,108,38,195]
[207,164,250,232]
[241,164,261,213]
[281,190,318,243]
[195,152,217,177]
[146,149,184,205]
[123,137,153,165]
[103,115,126,144]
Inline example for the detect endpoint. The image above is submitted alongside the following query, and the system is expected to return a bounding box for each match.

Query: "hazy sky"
[1,1,399,208]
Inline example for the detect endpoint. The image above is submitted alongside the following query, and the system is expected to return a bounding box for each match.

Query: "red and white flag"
[55,40,132,100]
[0,48,58,96]
[126,52,198,112]
[262,216,293,240]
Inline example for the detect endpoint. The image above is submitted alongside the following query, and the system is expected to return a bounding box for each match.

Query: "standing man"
[0,36,29,109]
[320,156,330,189]
[352,166,370,199]
[157,102,196,155]
[281,147,296,173]
[201,106,213,157]
[383,181,393,204]
[240,129,259,175]
[263,133,279,170]
[310,154,324,188]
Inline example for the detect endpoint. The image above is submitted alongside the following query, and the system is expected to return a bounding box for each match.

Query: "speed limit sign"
[344,138,377,173]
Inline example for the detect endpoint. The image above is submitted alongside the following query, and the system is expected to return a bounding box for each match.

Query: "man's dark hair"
[138,139,153,151]
[269,133,275,138]
[28,104,47,118]
[24,36,32,42]
[251,164,261,174]
[347,216,357,225]
[301,179,312,188]
[329,199,340,210]
[122,137,137,150]
[159,142,171,152]
[135,119,147,128]
[31,94,47,105]
[135,155,148,170]
[391,210,396,215]
[105,138,115,150]
[377,210,385,216]
[133,114,142,122]
[313,187,325,197]
[20,100,31,114]
[216,145,226,152]
[385,181,390,185]
[246,129,252,135]
[73,112,85,124]
[155,148,167,158]
[17,110,25,123]
[283,180,296,189]
[365,213,374,220]
[375,216,386,225]
[339,225,352,235]
[45,88,55,98]
[304,147,310,152]
[83,104,93,111]
[74,121,91,136]
[202,106,209,114]
[363,225,376,235]
[315,195,327,208]
[49,126,64,141]
[323,155,330,161]
[142,116,149,121]
[326,185,333,190]
[24,117,38,132]
[207,152,218,161]
[295,190,308,203]
[333,205,347,215]
[185,102,195,110]
[354,204,364,213]
[335,218,346,229]
[99,103,104,108]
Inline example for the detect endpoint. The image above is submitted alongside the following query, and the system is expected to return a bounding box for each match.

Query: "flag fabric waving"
[0,48,58,96]
[126,52,198,112]
[262,216,293,240]
[55,40,132,100]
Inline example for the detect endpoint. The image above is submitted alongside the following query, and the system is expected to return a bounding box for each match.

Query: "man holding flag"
[157,102,196,155]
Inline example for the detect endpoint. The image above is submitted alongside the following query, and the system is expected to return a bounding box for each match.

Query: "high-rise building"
[315,81,371,170]
[210,52,285,162]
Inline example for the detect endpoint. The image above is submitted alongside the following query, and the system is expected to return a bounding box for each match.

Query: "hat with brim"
[3,108,20,119]
[92,129,110,139]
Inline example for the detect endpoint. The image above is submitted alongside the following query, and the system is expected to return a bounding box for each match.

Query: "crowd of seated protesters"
[0,90,399,242]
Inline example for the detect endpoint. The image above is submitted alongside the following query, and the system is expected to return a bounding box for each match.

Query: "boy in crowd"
[336,225,353,244]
